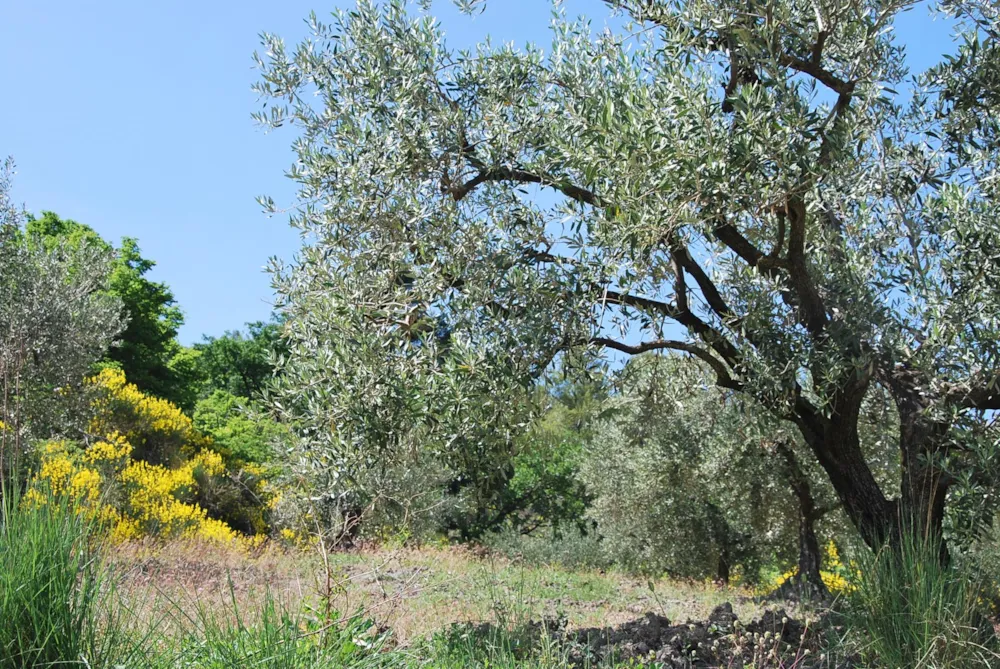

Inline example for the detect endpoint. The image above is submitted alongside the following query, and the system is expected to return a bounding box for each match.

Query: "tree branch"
[451,165,602,207]
[590,336,740,389]
[601,289,743,368]
[778,54,855,97]
[947,373,1000,410]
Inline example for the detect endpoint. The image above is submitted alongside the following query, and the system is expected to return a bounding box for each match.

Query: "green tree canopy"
[255,0,1000,555]
[0,161,124,476]
[193,390,287,464]
[194,320,286,401]
[25,211,186,406]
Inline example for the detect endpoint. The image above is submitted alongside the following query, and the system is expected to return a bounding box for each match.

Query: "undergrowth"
[845,531,1000,669]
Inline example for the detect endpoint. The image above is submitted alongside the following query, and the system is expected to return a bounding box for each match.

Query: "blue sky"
[1,0,956,344]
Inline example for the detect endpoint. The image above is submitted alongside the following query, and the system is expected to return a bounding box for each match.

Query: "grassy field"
[112,540,772,644]
[6,498,997,667]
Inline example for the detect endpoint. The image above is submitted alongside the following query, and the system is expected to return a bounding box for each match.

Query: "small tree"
[0,159,123,478]
[255,0,1000,553]
[585,354,896,590]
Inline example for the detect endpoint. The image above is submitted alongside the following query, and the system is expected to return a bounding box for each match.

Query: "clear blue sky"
[0,1,955,344]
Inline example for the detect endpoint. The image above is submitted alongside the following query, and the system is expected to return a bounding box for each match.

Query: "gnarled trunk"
[792,377,951,560]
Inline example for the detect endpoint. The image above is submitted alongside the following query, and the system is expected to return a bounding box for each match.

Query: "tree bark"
[793,392,899,550]
[791,372,952,561]
[706,501,735,586]
[775,439,828,595]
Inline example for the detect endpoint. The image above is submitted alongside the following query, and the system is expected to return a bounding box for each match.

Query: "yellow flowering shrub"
[28,437,250,544]
[26,370,278,546]
[87,368,211,465]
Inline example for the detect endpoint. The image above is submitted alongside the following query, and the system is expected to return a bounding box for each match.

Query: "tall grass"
[0,485,145,668]
[845,530,999,669]
[166,584,392,668]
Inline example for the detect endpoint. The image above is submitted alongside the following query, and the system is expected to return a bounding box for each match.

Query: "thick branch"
[670,244,734,322]
[784,196,829,335]
[590,336,740,389]
[947,372,1000,410]
[778,54,855,97]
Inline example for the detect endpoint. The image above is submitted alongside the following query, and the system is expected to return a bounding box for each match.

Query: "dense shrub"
[88,367,210,467]
[0,162,124,481]
[192,390,287,464]
[579,358,800,582]
[26,369,276,545]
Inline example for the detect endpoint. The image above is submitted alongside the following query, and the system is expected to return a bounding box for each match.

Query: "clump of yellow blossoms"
[26,370,274,547]
[758,541,854,596]
[87,368,211,464]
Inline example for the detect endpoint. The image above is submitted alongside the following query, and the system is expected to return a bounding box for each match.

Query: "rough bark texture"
[886,368,952,562]
[792,387,900,551]
[788,368,952,561]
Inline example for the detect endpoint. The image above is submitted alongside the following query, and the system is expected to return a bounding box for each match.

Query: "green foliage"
[25,211,187,407]
[500,380,605,536]
[579,356,793,580]
[0,486,145,668]
[845,532,999,668]
[165,345,206,413]
[194,320,286,401]
[193,390,286,465]
[254,0,1000,556]
[0,163,124,476]
[169,589,387,668]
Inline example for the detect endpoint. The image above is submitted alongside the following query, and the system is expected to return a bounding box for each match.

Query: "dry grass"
[109,539,773,644]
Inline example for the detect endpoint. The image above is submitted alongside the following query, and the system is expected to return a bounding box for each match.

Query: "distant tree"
[26,212,185,406]
[164,344,206,413]
[0,160,124,477]
[194,320,286,400]
[496,375,606,538]
[584,354,897,590]
[256,0,1000,557]
[193,390,287,464]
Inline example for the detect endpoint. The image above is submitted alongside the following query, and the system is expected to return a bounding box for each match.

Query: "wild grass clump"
[845,530,999,669]
[0,484,145,668]
[167,586,391,668]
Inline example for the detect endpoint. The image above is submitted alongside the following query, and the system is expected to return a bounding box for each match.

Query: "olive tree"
[584,353,898,590]
[0,159,124,478]
[255,0,1000,552]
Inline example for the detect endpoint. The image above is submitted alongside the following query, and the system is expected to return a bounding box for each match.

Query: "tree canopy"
[26,212,186,407]
[193,320,286,401]
[255,0,1000,553]
[0,162,124,476]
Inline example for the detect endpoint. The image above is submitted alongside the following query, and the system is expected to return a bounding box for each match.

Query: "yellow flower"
[23,369,277,549]
[85,433,133,465]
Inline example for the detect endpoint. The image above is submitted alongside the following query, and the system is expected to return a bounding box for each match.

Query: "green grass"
[845,531,999,669]
[163,586,393,668]
[0,497,658,668]
[10,497,1000,669]
[0,486,148,668]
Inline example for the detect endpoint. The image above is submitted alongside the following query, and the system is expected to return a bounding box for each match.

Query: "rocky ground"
[457,603,852,668]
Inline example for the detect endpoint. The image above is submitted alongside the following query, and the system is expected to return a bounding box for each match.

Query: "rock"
[709,602,739,628]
